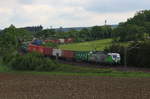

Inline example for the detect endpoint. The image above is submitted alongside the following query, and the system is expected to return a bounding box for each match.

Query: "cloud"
[0,0,149,29]
[19,0,34,5]
[85,0,150,13]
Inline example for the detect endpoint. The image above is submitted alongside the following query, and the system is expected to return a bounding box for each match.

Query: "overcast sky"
[0,0,149,29]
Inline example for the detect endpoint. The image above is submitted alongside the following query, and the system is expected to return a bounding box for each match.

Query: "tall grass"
[0,58,11,72]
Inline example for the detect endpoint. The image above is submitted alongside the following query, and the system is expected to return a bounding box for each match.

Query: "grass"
[0,63,150,78]
[0,57,149,78]
[4,70,150,78]
[59,38,128,51]
[0,63,11,72]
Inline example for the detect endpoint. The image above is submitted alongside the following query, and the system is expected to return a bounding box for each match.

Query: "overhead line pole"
[124,46,127,69]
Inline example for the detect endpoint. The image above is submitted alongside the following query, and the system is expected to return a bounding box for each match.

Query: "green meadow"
[59,38,128,51]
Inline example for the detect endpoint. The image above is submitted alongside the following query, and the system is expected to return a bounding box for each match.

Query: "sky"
[0,0,150,29]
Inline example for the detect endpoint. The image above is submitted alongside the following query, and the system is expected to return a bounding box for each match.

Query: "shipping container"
[44,40,53,43]
[67,38,74,43]
[52,49,62,57]
[62,50,75,59]
[28,44,44,54]
[45,38,74,44]
[75,51,90,61]
[28,44,37,52]
[44,40,59,43]
[43,47,53,56]
[56,39,61,43]
[64,39,68,43]
[35,46,44,54]
[64,38,74,43]
[59,39,65,43]
[32,40,43,46]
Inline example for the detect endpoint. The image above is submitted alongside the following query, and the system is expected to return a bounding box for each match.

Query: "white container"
[59,39,65,43]
[52,49,62,57]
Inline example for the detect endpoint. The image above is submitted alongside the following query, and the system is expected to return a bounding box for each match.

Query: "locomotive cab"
[108,53,121,63]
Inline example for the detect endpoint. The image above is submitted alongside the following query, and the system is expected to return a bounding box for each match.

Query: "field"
[0,73,150,99]
[59,38,128,51]
[1,61,150,99]
[1,58,150,99]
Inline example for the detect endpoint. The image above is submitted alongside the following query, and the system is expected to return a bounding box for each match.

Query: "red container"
[64,39,68,43]
[54,40,60,43]
[45,40,60,43]
[28,44,37,52]
[44,40,49,43]
[64,38,74,43]
[68,38,74,43]
[62,50,75,59]
[28,44,44,54]
[28,44,32,52]
[36,46,44,54]
[43,47,53,56]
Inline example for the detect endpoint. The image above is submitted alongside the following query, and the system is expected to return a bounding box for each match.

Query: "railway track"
[57,59,150,73]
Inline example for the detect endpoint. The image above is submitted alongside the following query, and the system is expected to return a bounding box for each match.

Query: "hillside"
[59,39,112,51]
[59,38,128,51]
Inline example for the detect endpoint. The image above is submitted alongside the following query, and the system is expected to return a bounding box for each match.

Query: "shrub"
[9,52,59,71]
[127,40,150,67]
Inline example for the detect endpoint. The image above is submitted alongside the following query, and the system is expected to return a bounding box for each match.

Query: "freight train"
[44,38,74,44]
[21,42,121,64]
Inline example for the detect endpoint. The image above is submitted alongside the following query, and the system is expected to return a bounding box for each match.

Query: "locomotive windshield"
[112,55,117,58]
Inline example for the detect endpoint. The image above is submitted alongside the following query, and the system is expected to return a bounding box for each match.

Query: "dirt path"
[0,73,150,99]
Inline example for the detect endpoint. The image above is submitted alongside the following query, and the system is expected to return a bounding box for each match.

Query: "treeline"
[34,25,113,42]
[25,10,150,43]
[113,10,150,42]
[21,25,43,33]
[17,25,113,42]
[23,10,150,43]
[105,10,150,67]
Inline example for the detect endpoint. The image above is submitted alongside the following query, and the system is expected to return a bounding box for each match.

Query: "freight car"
[44,38,74,44]
[23,44,121,64]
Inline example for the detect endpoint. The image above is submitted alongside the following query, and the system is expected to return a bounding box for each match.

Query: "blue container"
[32,40,43,45]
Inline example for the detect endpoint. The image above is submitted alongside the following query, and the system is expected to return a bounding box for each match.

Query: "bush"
[2,50,17,65]
[9,52,59,71]
[127,40,150,67]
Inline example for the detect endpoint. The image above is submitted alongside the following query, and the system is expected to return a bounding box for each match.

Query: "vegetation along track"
[58,59,150,73]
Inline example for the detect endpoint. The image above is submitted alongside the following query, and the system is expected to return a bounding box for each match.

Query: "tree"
[0,25,32,63]
[35,29,56,39]
[90,26,103,40]
[127,40,150,67]
[78,28,91,41]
